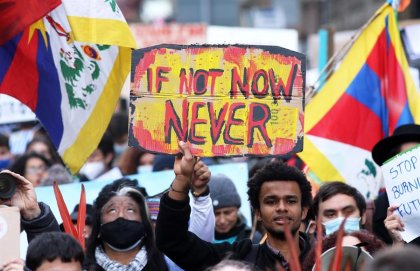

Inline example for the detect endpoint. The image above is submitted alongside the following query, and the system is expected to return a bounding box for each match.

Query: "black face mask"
[100,217,145,251]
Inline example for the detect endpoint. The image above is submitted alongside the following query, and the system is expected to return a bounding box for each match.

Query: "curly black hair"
[247,160,312,210]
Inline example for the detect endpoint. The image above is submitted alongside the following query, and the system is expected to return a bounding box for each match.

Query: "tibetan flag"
[0,0,136,173]
[0,0,61,45]
[298,3,420,199]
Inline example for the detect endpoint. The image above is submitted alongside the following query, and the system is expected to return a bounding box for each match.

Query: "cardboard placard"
[0,206,20,265]
[129,44,305,157]
[382,145,420,242]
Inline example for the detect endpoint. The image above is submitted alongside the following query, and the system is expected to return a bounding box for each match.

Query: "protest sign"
[129,44,305,157]
[0,206,20,264]
[382,145,420,242]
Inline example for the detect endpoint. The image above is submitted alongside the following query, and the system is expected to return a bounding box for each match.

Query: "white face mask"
[79,161,105,180]
[114,143,127,156]
[137,165,153,174]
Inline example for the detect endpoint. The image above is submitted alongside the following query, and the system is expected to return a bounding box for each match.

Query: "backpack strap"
[243,243,261,264]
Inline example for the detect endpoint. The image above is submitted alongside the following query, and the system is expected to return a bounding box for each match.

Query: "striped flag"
[0,0,136,173]
[298,3,420,199]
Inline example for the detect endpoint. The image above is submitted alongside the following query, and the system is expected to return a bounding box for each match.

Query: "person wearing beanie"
[209,174,262,244]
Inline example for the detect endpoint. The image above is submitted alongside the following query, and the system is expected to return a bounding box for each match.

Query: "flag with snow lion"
[0,0,136,173]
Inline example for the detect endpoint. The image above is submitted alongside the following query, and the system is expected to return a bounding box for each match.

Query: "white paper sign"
[382,145,420,242]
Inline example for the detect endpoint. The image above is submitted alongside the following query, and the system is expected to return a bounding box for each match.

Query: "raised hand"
[170,141,197,200]
[0,258,24,271]
[384,205,405,245]
[0,170,41,220]
[191,158,211,196]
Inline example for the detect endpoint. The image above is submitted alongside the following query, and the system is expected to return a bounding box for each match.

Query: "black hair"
[365,246,420,271]
[248,158,272,179]
[26,232,84,270]
[108,112,129,142]
[9,152,51,176]
[247,160,312,210]
[97,132,115,168]
[0,133,10,149]
[25,135,62,164]
[312,181,366,217]
[86,178,167,270]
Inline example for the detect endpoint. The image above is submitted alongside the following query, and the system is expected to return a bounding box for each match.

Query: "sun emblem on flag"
[58,44,107,110]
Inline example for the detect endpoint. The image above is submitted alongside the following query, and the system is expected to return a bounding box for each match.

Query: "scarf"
[214,216,246,242]
[95,245,148,271]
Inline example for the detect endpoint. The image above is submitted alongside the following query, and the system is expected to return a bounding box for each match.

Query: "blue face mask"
[137,165,153,174]
[0,159,11,170]
[322,217,361,235]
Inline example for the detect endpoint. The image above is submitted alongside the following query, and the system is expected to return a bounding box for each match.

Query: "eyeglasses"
[25,165,47,174]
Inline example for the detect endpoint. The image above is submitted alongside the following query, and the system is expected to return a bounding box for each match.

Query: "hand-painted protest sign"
[129,44,306,157]
[382,145,420,242]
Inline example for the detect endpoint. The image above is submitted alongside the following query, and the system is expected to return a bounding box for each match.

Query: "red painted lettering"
[156,66,171,93]
[251,69,268,97]
[179,68,193,94]
[189,102,207,145]
[193,69,208,95]
[207,102,229,144]
[224,102,245,145]
[208,69,223,96]
[268,64,298,102]
[164,99,188,143]
[247,103,272,147]
[230,67,249,98]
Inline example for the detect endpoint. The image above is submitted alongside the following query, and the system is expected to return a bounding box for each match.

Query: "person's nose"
[276,200,287,212]
[118,209,125,218]
[219,214,227,224]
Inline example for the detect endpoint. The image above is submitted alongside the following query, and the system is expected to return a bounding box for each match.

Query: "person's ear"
[301,206,309,220]
[254,209,262,221]
[361,212,366,225]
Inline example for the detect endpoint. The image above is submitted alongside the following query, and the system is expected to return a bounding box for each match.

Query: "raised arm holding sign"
[382,145,420,243]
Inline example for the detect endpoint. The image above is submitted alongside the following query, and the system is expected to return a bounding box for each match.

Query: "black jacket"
[156,193,311,271]
[21,202,60,243]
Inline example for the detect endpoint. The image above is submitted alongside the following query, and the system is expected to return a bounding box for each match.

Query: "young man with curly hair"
[156,142,313,271]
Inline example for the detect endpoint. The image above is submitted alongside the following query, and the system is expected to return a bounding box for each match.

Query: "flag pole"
[305,4,387,105]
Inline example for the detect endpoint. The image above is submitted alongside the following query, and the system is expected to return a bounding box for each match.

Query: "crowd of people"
[0,114,420,270]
